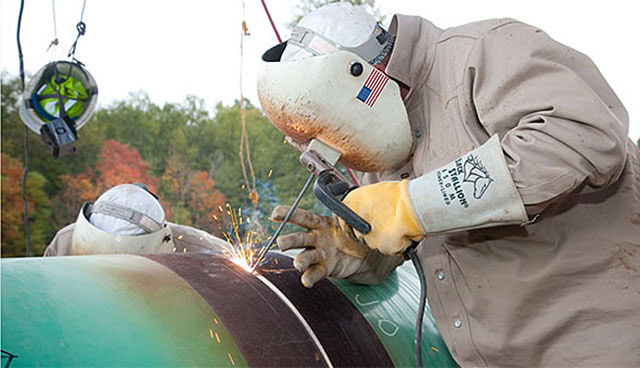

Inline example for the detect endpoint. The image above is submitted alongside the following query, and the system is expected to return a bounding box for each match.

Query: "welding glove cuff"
[408,134,528,234]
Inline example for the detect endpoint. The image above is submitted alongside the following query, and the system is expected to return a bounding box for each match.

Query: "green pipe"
[331,262,456,367]
[1,255,244,367]
[1,253,457,367]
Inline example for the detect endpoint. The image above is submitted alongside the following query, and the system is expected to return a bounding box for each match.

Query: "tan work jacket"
[43,222,228,256]
[363,15,640,367]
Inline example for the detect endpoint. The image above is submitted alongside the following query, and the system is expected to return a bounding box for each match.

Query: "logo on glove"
[463,155,493,199]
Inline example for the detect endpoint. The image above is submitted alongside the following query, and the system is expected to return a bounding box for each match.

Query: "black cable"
[17,0,32,257]
[408,245,427,368]
[1,349,19,368]
[67,21,86,62]
[67,0,87,64]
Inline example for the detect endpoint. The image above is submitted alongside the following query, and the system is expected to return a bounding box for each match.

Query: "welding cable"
[408,245,426,367]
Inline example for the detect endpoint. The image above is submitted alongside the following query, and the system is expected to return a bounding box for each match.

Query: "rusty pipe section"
[1,252,456,367]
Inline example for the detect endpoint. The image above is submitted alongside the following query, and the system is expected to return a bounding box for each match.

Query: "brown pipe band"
[145,252,393,367]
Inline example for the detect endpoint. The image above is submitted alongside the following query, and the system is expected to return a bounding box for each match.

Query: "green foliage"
[1,154,52,257]
[287,0,386,29]
[208,101,314,215]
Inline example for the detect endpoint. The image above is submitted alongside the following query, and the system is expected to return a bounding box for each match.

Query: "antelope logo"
[463,155,493,199]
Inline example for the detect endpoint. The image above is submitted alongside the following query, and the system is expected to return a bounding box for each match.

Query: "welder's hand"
[342,180,426,256]
[271,206,403,288]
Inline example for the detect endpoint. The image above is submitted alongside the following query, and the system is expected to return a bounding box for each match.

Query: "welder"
[44,183,227,256]
[258,3,640,367]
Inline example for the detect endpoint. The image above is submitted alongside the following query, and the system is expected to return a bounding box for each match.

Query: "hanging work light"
[18,61,98,158]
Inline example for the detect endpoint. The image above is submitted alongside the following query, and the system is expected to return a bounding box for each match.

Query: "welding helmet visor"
[257,47,412,172]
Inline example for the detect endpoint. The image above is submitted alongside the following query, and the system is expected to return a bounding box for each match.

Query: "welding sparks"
[230,256,255,273]
[216,203,268,273]
[228,352,236,366]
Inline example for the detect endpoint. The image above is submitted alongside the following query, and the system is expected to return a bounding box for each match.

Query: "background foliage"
[1,0,380,257]
[1,73,315,256]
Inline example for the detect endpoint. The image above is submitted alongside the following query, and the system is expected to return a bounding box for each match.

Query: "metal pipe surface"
[1,252,456,367]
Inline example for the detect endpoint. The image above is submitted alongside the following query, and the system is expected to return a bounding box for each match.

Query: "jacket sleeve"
[464,21,629,215]
[43,223,76,257]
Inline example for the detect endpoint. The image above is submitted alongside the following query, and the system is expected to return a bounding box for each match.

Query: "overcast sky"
[1,0,638,140]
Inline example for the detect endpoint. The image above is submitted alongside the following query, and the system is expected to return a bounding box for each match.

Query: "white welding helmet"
[257,3,412,172]
[19,61,98,134]
[282,2,394,64]
[72,184,174,255]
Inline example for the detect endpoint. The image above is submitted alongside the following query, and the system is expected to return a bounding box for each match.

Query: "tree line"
[1,73,316,257]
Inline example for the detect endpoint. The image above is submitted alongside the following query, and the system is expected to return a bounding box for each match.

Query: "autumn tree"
[95,139,158,193]
[1,154,52,256]
[58,139,158,223]
[2,73,326,256]
[160,153,226,235]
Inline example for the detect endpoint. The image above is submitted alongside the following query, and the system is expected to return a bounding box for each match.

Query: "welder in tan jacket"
[44,183,228,256]
[257,3,640,367]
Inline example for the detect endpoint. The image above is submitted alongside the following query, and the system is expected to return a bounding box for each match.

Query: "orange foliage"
[1,154,25,248]
[161,154,191,202]
[160,153,226,233]
[95,140,158,193]
[58,139,159,221]
[56,140,225,235]
[2,154,51,256]
[189,170,227,226]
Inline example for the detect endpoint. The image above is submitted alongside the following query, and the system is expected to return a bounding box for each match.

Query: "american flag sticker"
[356,68,389,107]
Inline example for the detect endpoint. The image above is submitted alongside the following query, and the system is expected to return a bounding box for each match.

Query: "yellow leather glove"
[342,180,425,256]
[271,205,403,288]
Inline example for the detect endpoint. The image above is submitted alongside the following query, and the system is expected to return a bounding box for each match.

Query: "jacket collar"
[385,14,442,93]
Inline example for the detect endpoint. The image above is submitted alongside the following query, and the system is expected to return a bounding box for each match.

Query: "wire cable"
[16,0,32,257]
[260,0,282,43]
[408,245,427,367]
[238,0,258,205]
[67,0,87,63]
[79,0,87,22]
[47,0,59,51]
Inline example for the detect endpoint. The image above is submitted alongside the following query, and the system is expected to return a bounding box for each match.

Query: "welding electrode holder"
[311,160,425,367]
[313,170,372,235]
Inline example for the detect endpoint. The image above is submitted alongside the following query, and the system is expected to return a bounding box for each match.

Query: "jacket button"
[454,319,462,328]
[437,271,445,280]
